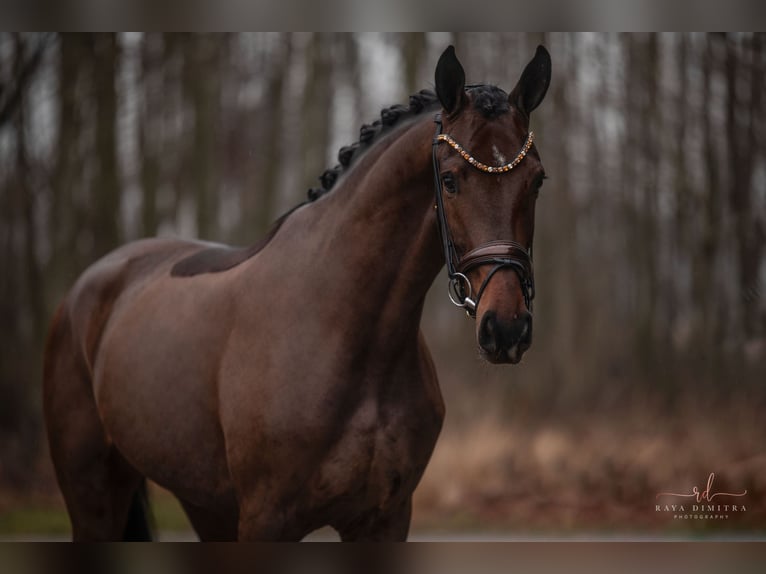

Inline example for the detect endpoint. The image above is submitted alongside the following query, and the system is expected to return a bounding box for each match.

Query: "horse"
[43,45,551,541]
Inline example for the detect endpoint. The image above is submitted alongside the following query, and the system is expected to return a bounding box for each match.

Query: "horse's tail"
[123,479,154,541]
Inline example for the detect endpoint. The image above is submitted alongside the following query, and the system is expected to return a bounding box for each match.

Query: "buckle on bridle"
[447,272,476,314]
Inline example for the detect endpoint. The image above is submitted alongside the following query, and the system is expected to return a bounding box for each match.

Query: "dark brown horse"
[43,45,551,541]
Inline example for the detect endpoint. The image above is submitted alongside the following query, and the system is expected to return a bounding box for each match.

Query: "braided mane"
[306,90,440,202]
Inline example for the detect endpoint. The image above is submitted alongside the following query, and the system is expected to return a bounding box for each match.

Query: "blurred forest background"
[0,33,764,536]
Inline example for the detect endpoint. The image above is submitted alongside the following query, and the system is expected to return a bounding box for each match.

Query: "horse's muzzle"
[478,310,532,364]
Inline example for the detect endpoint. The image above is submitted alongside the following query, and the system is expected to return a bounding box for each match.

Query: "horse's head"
[433,45,551,364]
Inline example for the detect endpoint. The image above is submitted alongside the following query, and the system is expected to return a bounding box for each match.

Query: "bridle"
[432,112,536,318]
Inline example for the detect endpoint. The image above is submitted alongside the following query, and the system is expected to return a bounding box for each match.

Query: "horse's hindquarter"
[79,238,238,508]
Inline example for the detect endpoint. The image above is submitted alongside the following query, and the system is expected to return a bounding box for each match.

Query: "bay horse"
[43,45,551,541]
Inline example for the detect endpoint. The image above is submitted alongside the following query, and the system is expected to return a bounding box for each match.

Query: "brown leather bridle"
[432,113,535,318]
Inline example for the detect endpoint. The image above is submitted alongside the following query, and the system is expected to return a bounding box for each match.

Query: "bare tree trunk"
[635,35,661,368]
[51,34,85,287]
[13,36,43,342]
[695,35,722,343]
[742,33,764,340]
[725,33,764,341]
[183,34,224,239]
[401,33,426,98]
[339,34,364,129]
[139,33,162,237]
[542,33,577,392]
[672,35,690,313]
[746,33,765,340]
[0,34,43,489]
[621,34,640,327]
[0,34,47,128]
[300,33,333,193]
[251,36,291,235]
[89,33,122,257]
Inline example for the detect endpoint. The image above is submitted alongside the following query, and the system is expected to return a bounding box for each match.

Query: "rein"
[431,113,535,318]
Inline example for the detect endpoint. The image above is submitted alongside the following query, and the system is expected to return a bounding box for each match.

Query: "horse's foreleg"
[337,497,412,542]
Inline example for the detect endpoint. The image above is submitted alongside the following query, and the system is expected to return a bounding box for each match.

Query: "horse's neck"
[294,118,443,341]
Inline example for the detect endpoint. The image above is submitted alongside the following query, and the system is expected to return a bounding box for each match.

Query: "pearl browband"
[435,131,534,174]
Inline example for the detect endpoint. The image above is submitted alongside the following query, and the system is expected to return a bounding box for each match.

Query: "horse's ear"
[435,45,466,115]
[509,45,551,117]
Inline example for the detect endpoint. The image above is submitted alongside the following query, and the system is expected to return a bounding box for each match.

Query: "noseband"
[432,113,535,318]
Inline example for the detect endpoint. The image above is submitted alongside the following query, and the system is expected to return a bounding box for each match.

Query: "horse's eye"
[441,172,458,195]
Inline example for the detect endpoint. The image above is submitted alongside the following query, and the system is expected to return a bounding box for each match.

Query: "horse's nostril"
[478,311,499,354]
[519,313,532,348]
[520,314,533,348]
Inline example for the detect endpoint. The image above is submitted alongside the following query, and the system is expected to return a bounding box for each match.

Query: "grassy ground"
[0,485,192,538]
[2,401,764,539]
